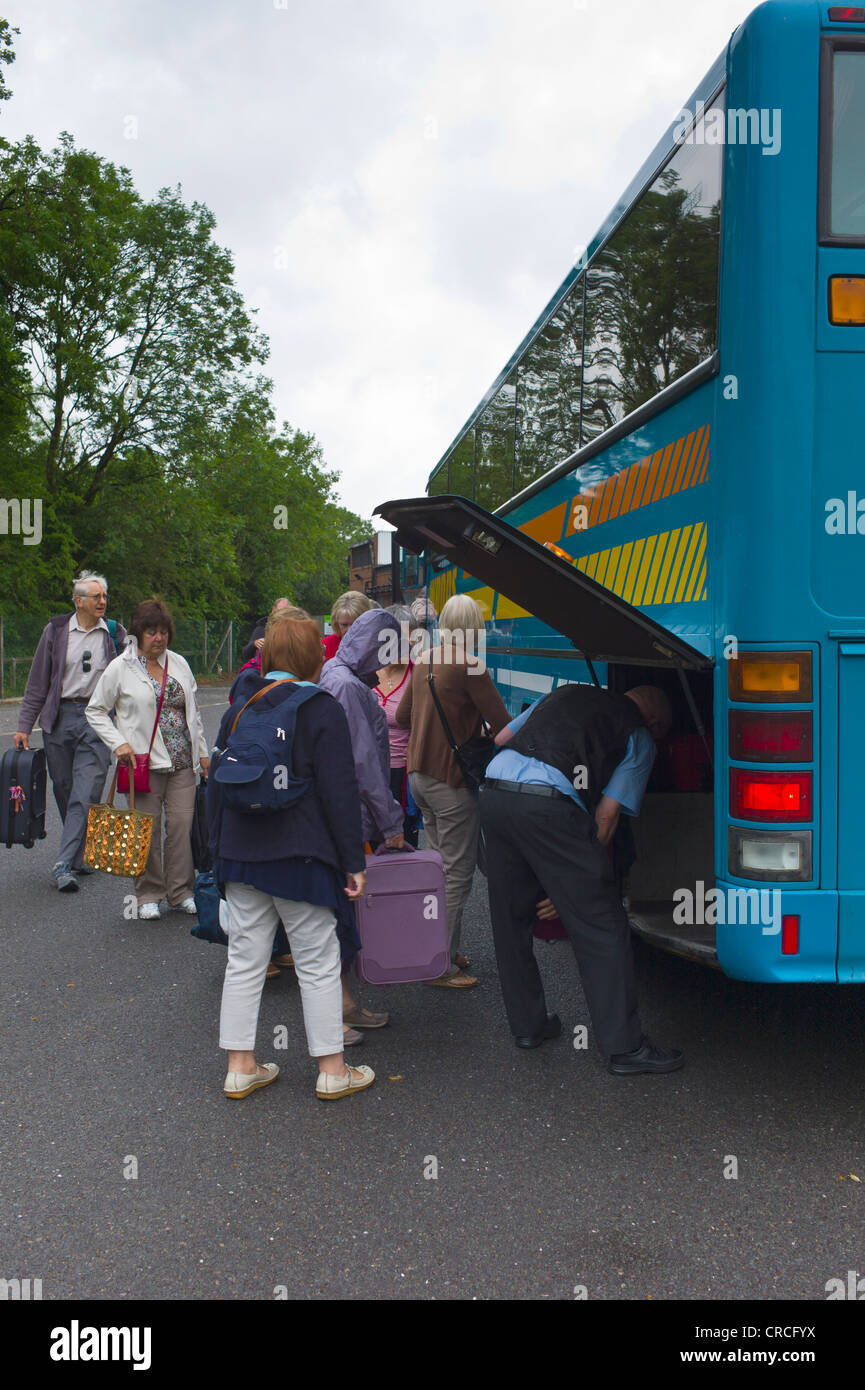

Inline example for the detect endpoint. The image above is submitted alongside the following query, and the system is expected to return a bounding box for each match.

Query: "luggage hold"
[1,746,47,849]
[354,844,450,985]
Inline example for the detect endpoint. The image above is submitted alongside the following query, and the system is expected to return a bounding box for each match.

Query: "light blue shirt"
[486,697,656,816]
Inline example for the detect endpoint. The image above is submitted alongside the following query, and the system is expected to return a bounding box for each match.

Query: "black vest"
[508,685,647,810]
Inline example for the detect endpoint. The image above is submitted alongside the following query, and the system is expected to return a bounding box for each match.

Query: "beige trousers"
[409,771,479,968]
[132,766,197,906]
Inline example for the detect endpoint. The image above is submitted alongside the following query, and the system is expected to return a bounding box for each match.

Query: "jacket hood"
[334,610,401,679]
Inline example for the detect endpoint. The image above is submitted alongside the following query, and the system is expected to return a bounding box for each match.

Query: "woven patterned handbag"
[84,765,154,877]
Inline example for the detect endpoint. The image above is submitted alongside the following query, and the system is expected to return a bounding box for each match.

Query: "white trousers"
[219,882,343,1058]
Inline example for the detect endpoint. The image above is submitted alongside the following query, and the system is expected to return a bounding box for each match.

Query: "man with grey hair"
[13,573,127,891]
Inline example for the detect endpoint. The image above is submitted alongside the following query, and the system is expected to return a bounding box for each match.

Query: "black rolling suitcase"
[0,746,47,848]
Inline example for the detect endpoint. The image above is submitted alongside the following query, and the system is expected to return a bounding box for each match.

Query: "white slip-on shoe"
[174,897,198,915]
[224,1062,279,1099]
[138,902,161,920]
[316,1064,375,1101]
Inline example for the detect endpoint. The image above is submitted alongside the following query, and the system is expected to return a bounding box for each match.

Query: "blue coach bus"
[379,0,865,984]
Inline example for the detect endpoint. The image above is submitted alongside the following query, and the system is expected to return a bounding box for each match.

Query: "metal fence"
[0,616,241,699]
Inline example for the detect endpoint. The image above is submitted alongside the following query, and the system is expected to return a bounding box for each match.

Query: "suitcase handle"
[371,843,417,856]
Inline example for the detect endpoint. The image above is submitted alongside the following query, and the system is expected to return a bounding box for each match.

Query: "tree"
[0,19,17,104]
[0,133,270,500]
[0,107,371,628]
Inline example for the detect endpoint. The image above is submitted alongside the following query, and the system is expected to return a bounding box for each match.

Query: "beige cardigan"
[85,641,208,774]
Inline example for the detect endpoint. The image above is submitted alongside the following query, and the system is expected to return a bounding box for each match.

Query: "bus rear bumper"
[715,885,839,983]
[838,892,865,982]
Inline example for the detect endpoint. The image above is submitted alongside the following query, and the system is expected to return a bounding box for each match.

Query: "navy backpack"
[212,678,323,815]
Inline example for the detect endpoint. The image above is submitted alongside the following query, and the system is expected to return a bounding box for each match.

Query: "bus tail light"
[782,916,799,955]
[729,710,812,762]
[829,276,865,325]
[728,651,812,702]
[728,827,812,881]
[730,769,812,821]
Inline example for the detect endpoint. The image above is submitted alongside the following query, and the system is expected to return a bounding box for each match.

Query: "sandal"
[424,971,478,989]
[342,1006,389,1029]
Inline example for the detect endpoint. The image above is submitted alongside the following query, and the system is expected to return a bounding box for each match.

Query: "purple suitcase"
[355,844,450,985]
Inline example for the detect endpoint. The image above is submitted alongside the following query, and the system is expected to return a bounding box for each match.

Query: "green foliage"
[0,115,372,628]
[0,18,17,103]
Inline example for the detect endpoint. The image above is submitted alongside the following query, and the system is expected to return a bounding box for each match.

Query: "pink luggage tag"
[9,784,26,814]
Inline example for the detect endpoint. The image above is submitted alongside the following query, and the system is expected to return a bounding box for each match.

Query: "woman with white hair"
[395,594,509,988]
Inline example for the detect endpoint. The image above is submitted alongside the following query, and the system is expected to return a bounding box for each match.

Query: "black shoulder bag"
[426,672,497,792]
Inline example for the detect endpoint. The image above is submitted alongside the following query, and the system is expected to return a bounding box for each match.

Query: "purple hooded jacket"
[318,610,404,842]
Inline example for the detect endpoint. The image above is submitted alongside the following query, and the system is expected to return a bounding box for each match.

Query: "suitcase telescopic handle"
[371,843,417,855]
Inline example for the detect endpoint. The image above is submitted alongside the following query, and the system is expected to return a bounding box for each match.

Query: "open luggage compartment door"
[377,494,718,966]
[376,495,712,670]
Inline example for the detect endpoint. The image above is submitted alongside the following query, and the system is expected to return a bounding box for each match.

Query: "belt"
[482,777,575,804]
[60,697,90,703]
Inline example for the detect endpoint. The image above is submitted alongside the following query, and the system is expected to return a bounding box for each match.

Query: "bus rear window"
[827,49,865,239]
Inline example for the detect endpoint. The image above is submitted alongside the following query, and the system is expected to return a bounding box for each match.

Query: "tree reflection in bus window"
[582,103,722,440]
[448,428,476,500]
[515,277,583,494]
[475,376,516,509]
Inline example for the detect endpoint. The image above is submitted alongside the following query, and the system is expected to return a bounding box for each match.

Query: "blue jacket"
[208,676,365,876]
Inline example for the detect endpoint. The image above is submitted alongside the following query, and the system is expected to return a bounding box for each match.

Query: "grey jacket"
[17,614,127,736]
[318,610,404,842]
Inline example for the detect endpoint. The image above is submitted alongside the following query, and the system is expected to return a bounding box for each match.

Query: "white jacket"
[85,640,208,774]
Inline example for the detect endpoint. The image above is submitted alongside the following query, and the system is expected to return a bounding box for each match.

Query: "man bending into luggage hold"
[480,682,684,1075]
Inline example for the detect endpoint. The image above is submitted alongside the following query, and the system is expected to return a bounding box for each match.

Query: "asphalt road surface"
[1,687,864,1303]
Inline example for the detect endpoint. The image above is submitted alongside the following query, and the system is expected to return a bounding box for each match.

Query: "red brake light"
[828,7,865,19]
[730,769,813,822]
[729,710,812,762]
[782,916,800,955]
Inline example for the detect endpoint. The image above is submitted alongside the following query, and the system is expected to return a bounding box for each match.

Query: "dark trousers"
[389,765,420,848]
[43,702,111,868]
[479,786,642,1057]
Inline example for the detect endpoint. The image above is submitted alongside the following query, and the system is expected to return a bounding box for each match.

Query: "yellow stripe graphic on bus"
[566,424,709,537]
[575,522,707,605]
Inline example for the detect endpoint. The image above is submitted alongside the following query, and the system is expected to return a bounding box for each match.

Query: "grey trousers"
[43,702,111,868]
[410,770,479,968]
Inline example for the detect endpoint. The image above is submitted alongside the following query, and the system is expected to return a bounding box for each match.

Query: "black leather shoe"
[608,1036,684,1075]
[514,1013,561,1049]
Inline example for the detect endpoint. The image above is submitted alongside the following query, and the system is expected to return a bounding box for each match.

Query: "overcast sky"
[1,0,747,521]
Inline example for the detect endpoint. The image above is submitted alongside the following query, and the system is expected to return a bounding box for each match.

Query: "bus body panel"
[715,885,837,981]
[402,1,865,983]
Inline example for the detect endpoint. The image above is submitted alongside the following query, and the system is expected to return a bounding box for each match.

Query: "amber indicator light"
[829,277,865,325]
[728,651,812,703]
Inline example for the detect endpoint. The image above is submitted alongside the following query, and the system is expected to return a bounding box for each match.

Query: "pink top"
[375,665,412,767]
